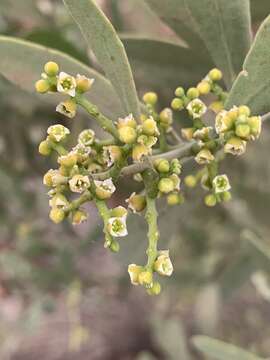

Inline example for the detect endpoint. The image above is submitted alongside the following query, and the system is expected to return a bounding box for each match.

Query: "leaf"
[121,34,214,92]
[250,0,270,24]
[142,0,252,88]
[0,36,124,119]
[226,15,270,114]
[192,336,263,360]
[63,0,140,118]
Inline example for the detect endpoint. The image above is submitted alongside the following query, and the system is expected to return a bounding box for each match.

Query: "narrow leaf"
[0,36,123,119]
[192,336,263,360]
[143,0,252,88]
[226,15,270,114]
[63,0,140,118]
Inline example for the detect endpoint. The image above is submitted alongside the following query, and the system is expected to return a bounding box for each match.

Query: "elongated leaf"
[0,36,123,119]
[121,35,214,92]
[63,0,140,118]
[250,0,270,23]
[226,15,270,114]
[143,0,252,88]
[192,336,263,360]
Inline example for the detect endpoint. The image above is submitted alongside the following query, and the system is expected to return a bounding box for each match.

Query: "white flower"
[212,174,231,194]
[215,110,234,134]
[107,216,128,237]
[154,250,173,276]
[76,74,95,89]
[72,144,91,162]
[128,264,142,285]
[69,175,90,193]
[56,99,77,119]
[57,71,77,97]
[102,146,122,167]
[47,124,70,142]
[187,99,207,119]
[193,126,213,140]
[195,148,215,165]
[224,137,247,156]
[49,194,69,208]
[78,129,95,147]
[126,192,146,213]
[94,178,116,199]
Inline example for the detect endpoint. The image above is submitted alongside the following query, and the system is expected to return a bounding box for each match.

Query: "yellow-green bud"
[39,139,51,156]
[204,194,217,207]
[143,92,158,105]
[221,191,232,202]
[209,68,222,81]
[167,192,184,206]
[184,175,197,188]
[159,108,173,127]
[49,208,65,224]
[76,75,94,92]
[238,105,251,117]
[110,240,120,253]
[118,114,137,129]
[138,271,153,286]
[44,61,59,76]
[158,178,175,194]
[248,116,262,139]
[147,281,161,295]
[197,81,211,95]
[126,193,146,213]
[142,117,159,136]
[35,79,50,93]
[186,87,199,99]
[235,123,251,140]
[49,193,69,209]
[119,126,137,144]
[171,98,184,111]
[111,206,128,218]
[175,87,185,97]
[128,264,143,285]
[154,159,170,173]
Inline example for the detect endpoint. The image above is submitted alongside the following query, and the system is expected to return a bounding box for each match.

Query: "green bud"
[184,175,197,188]
[159,108,173,127]
[167,192,184,206]
[175,87,185,97]
[248,116,262,139]
[142,117,159,136]
[204,194,217,207]
[76,75,94,93]
[111,206,128,218]
[126,193,146,213]
[158,178,175,194]
[171,98,184,111]
[44,61,59,76]
[154,159,170,173]
[147,281,161,295]
[110,240,120,253]
[170,159,182,175]
[35,79,50,93]
[39,139,51,156]
[238,105,251,117]
[235,123,251,140]
[221,191,232,202]
[49,208,65,224]
[119,126,137,144]
[197,81,211,95]
[186,87,199,99]
[143,92,158,105]
[209,68,223,81]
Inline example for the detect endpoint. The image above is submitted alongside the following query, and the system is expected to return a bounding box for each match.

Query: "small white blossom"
[193,126,213,140]
[187,99,207,119]
[76,74,94,88]
[195,148,215,165]
[57,71,77,96]
[212,174,231,194]
[107,216,128,237]
[69,175,90,193]
[128,264,142,285]
[215,110,232,134]
[94,178,116,199]
[78,129,95,147]
[224,137,247,156]
[47,124,70,142]
[56,100,76,119]
[154,250,173,276]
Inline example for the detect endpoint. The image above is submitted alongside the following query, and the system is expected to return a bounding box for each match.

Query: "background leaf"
[142,0,252,88]
[192,336,264,360]
[63,0,140,118]
[226,15,270,114]
[0,36,123,119]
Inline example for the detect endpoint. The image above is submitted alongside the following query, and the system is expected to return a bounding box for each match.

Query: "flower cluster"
[36,61,263,294]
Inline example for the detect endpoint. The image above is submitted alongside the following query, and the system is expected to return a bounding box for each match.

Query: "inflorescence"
[36,62,262,295]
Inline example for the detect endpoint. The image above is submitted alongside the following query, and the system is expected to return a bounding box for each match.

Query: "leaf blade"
[63,0,140,118]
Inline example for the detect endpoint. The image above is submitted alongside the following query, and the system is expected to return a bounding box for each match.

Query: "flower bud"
[47,124,70,143]
[174,86,185,97]
[154,250,173,276]
[171,98,184,111]
[72,209,88,225]
[49,193,69,208]
[187,87,199,99]
[138,271,153,287]
[128,264,143,285]
[119,126,137,144]
[204,194,217,207]
[39,139,51,156]
[69,174,90,193]
[94,178,116,199]
[141,117,159,136]
[195,148,215,165]
[184,175,197,188]
[212,174,231,194]
[76,74,94,92]
[167,192,184,206]
[154,158,170,173]
[248,116,262,140]
[43,169,64,187]
[35,79,50,93]
[58,152,77,168]
[238,105,250,117]
[132,144,149,162]
[181,127,194,141]
[209,68,222,81]
[187,99,207,119]
[170,159,182,175]
[235,123,251,140]
[126,192,146,213]
[209,101,224,113]
[117,114,137,129]
[72,144,91,163]
[44,61,59,76]
[107,216,128,237]
[56,99,77,119]
[159,108,173,127]
[224,136,246,156]
[147,281,161,295]
[158,178,175,194]
[57,72,77,97]
[49,208,65,224]
[78,129,95,146]
[169,174,181,191]
[111,206,128,218]
[110,240,120,253]
[197,81,211,95]
[143,92,158,105]
[221,191,232,202]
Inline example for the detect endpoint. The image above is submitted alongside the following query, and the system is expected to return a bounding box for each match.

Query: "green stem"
[159,126,169,152]
[145,196,159,269]
[95,198,113,248]
[65,191,93,213]
[75,95,119,140]
[50,143,68,156]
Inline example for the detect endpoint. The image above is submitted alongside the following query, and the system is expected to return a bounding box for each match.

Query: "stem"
[50,143,67,156]
[145,196,159,269]
[95,198,113,248]
[65,191,93,213]
[159,126,169,152]
[75,95,119,140]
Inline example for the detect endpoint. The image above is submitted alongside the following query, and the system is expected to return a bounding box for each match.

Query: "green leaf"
[192,336,263,360]
[226,15,270,114]
[121,35,214,92]
[143,0,252,88]
[250,0,270,24]
[63,0,140,118]
[0,36,124,119]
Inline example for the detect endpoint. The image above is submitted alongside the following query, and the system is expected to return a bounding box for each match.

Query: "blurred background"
[1,0,270,359]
